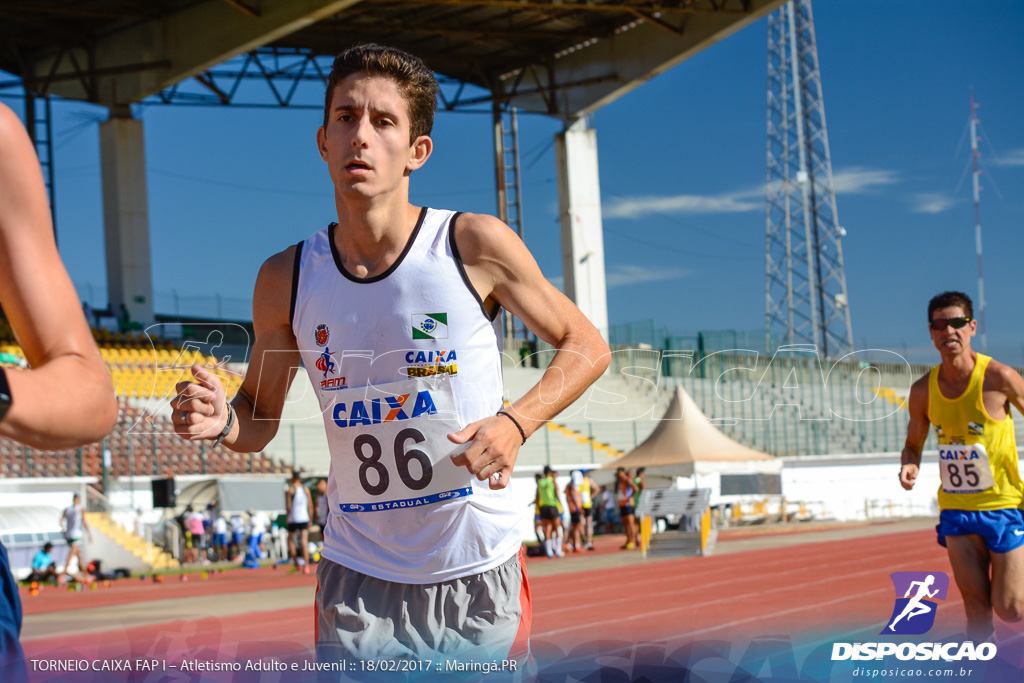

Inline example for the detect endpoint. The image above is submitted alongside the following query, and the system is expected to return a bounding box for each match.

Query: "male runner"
[0,102,118,679]
[899,291,1024,640]
[285,473,313,573]
[171,44,609,662]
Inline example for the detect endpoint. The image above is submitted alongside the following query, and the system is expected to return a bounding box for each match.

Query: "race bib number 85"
[328,376,474,513]
[939,443,995,494]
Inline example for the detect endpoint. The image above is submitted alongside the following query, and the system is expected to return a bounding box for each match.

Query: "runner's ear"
[407,135,432,171]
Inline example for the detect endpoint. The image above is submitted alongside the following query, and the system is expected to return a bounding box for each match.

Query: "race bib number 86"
[939,443,995,494]
[328,376,474,513]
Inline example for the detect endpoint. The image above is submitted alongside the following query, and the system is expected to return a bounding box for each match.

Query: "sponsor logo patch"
[331,389,437,429]
[316,346,346,391]
[404,349,458,377]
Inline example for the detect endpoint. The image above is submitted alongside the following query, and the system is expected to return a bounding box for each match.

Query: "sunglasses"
[929,317,972,331]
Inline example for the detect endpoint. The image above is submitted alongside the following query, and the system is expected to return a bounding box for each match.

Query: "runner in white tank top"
[285,473,313,573]
[170,44,610,666]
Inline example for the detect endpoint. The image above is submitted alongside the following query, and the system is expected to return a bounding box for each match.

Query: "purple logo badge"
[882,571,949,635]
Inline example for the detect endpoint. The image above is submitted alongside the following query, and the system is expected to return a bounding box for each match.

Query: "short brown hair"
[927,291,973,321]
[322,44,439,143]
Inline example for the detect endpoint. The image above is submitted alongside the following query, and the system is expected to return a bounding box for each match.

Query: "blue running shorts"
[936,508,1024,553]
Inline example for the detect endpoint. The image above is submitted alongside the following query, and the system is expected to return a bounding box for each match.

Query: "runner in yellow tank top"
[900,291,1024,641]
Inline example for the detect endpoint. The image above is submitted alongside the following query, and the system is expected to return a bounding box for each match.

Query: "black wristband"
[496,410,526,445]
[0,367,11,424]
[213,402,236,447]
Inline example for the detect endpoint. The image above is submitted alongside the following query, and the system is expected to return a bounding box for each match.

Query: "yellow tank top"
[579,478,592,508]
[928,354,1022,510]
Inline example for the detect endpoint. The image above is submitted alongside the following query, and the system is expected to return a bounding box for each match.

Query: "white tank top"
[291,207,521,583]
[288,485,310,524]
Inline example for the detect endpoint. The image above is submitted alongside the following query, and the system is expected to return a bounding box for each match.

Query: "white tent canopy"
[603,386,782,481]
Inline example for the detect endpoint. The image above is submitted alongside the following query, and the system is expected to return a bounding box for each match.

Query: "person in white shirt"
[228,513,246,560]
[248,509,269,557]
[60,494,91,574]
[170,44,608,664]
[286,473,314,574]
[212,514,228,561]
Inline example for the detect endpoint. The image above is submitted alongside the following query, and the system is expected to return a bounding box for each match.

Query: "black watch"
[0,367,11,424]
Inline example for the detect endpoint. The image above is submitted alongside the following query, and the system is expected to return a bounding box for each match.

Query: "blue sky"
[5,0,1024,364]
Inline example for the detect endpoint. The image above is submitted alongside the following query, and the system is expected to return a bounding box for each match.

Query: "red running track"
[21,529,1024,671]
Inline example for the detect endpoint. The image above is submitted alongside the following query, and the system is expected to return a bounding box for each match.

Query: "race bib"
[327,376,474,513]
[938,442,995,494]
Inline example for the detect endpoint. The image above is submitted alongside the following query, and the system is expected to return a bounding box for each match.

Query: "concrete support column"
[555,118,609,339]
[99,115,154,327]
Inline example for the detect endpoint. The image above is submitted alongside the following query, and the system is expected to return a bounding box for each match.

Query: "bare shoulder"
[451,212,521,264]
[985,358,1024,394]
[909,373,930,395]
[0,103,25,142]
[252,245,298,326]
[907,373,930,410]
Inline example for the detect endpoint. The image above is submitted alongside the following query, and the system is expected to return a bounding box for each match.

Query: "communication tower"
[765,0,853,358]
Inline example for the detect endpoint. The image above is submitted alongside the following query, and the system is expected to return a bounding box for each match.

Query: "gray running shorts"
[314,547,531,668]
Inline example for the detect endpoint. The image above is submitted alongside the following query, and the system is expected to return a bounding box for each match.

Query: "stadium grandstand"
[3,310,1014,579]
[0,320,286,482]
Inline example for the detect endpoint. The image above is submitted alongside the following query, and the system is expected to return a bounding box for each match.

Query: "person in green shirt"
[536,466,562,558]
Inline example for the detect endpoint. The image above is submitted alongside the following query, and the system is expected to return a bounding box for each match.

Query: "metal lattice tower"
[24,93,57,241]
[765,0,853,358]
[493,105,530,343]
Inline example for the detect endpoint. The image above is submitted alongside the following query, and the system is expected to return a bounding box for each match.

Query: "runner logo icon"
[882,571,949,635]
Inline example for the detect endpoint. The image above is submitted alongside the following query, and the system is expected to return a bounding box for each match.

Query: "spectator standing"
[536,467,561,558]
[61,494,91,574]
[565,472,584,552]
[187,506,206,563]
[212,514,228,561]
[228,512,245,560]
[578,470,597,550]
[314,478,329,531]
[286,473,314,574]
[248,509,269,557]
[617,468,637,550]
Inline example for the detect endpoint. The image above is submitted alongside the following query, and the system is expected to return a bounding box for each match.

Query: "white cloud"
[992,148,1024,167]
[603,193,760,219]
[603,166,897,220]
[830,167,900,194]
[607,265,691,288]
[910,193,955,214]
[545,266,689,290]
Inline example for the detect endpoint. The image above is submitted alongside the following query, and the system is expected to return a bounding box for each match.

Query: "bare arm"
[0,104,118,448]
[988,360,1024,418]
[899,375,931,490]
[448,213,610,488]
[172,247,302,452]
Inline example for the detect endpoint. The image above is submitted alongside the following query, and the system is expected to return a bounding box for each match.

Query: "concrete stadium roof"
[1,0,784,119]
